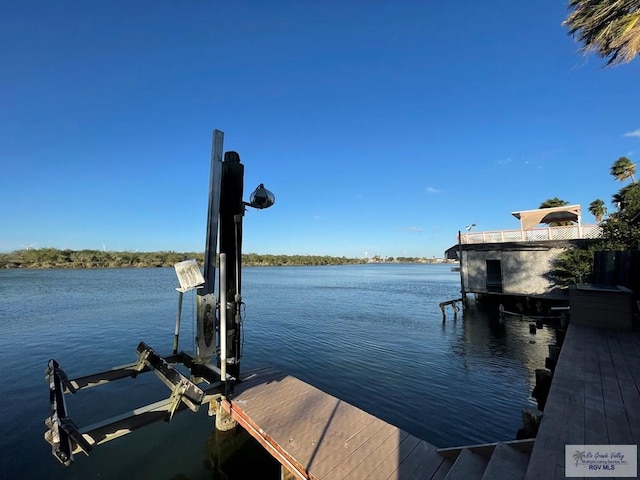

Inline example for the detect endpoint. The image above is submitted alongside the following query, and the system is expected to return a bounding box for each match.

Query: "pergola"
[511,204,582,231]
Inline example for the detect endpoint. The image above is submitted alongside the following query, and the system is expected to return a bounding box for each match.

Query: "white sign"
[174,259,205,292]
[566,445,637,477]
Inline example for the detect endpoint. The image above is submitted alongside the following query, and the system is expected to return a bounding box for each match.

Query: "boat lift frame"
[44,130,275,466]
[45,346,232,465]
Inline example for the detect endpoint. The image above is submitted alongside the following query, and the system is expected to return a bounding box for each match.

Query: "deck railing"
[460,224,602,244]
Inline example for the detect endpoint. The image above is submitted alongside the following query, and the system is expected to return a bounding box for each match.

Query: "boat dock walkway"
[524,322,640,479]
[221,367,534,479]
[221,367,449,479]
[221,322,640,479]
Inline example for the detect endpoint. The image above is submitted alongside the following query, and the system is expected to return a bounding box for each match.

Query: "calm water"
[0,264,555,479]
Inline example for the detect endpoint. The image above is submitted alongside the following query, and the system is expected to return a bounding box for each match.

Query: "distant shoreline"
[0,248,453,269]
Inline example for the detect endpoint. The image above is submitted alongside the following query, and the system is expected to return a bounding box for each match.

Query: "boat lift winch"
[44,130,275,466]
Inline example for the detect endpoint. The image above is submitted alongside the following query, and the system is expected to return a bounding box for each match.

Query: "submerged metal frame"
[45,343,234,465]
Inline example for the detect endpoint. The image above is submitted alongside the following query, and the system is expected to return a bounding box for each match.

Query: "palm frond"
[564,0,640,65]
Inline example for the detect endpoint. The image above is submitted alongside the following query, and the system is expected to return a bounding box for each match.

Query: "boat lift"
[44,130,275,466]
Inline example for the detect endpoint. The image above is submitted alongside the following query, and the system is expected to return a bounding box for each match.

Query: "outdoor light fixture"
[247,183,275,209]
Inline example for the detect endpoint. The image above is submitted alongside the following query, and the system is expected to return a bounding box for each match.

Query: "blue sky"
[2,1,639,258]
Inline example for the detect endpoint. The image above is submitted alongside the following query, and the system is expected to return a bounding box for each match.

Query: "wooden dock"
[221,367,445,479]
[219,321,640,479]
[221,367,535,479]
[524,323,640,479]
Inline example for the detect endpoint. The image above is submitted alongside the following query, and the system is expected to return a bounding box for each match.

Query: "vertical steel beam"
[219,253,227,386]
[202,130,224,295]
[196,130,224,363]
[219,152,244,378]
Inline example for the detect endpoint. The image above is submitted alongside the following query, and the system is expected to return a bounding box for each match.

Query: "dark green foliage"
[612,183,640,218]
[602,180,640,251]
[242,253,366,266]
[549,247,596,286]
[550,158,640,286]
[0,249,445,269]
[539,197,570,209]
[610,156,637,183]
[588,198,607,222]
[0,249,202,269]
[598,214,640,250]
[0,249,369,269]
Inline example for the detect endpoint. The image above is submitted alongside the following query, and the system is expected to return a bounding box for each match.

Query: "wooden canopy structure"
[511,205,582,231]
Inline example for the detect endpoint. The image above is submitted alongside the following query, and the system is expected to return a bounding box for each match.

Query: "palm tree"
[563,1,640,65]
[589,198,607,221]
[612,182,640,214]
[539,197,570,209]
[613,191,625,211]
[610,156,637,183]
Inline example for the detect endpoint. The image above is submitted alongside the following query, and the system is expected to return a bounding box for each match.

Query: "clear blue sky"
[2,1,639,258]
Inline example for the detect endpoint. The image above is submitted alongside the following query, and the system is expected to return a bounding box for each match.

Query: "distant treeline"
[0,249,444,269]
[0,248,376,269]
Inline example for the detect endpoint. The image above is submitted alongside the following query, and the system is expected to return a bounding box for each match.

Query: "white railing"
[460,225,602,244]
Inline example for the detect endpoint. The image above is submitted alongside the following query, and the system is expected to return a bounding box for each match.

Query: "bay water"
[0,264,554,479]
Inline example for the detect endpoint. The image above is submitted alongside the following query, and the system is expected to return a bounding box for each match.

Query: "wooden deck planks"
[336,430,414,480]
[301,407,389,470]
[234,375,316,417]
[314,423,400,479]
[389,440,446,480]
[310,418,394,478]
[583,327,607,445]
[608,331,640,442]
[265,400,373,469]
[598,331,634,445]
[525,322,640,480]
[225,367,439,480]
[525,323,579,480]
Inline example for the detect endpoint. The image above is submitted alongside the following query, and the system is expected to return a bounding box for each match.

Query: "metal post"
[219,152,244,378]
[203,130,224,296]
[233,212,243,370]
[577,214,583,239]
[172,291,183,354]
[457,230,466,308]
[196,130,224,363]
[219,253,227,386]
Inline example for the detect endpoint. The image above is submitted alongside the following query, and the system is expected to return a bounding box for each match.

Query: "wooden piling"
[516,407,542,439]
[215,398,237,432]
[439,298,462,320]
[545,344,561,372]
[531,368,552,411]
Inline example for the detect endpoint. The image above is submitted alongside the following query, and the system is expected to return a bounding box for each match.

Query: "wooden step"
[399,441,452,480]
[442,448,488,480]
[428,456,453,480]
[481,443,530,480]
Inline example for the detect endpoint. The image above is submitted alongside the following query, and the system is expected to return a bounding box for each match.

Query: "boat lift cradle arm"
[45,343,234,466]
